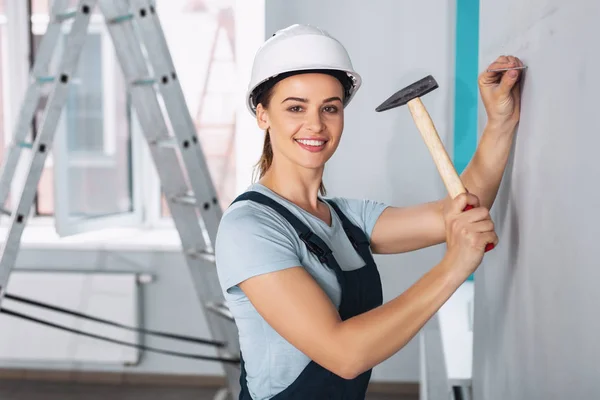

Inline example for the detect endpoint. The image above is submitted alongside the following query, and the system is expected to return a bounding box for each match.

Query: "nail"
[486,66,528,72]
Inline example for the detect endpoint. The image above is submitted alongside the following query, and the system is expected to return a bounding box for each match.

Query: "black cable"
[0,307,240,365]
[4,293,225,348]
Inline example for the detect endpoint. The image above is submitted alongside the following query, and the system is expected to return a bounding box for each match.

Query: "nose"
[305,109,324,133]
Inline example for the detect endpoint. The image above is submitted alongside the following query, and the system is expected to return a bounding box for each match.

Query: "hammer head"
[375,75,438,112]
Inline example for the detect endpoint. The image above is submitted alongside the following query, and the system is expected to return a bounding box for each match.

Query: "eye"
[288,105,303,112]
[323,105,339,114]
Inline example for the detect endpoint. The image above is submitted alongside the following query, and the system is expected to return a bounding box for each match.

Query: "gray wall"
[472,1,600,399]
[266,0,456,382]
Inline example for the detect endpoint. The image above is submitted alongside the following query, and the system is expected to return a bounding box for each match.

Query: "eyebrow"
[281,96,343,104]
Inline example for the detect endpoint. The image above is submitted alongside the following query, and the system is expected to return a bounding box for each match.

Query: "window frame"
[51,15,145,236]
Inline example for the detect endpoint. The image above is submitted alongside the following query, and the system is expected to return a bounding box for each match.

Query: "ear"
[256,103,270,131]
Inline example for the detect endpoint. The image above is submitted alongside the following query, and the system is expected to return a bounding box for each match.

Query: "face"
[256,73,345,172]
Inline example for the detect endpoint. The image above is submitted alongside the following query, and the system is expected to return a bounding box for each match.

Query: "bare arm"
[460,122,517,210]
[370,121,516,255]
[370,53,523,256]
[239,256,466,379]
[369,200,445,254]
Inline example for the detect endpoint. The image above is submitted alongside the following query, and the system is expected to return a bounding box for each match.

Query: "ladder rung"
[186,248,215,263]
[36,76,55,84]
[16,141,33,149]
[171,193,196,206]
[55,9,78,21]
[107,13,134,24]
[0,207,11,216]
[150,137,177,148]
[205,302,234,322]
[131,78,156,86]
[151,137,199,150]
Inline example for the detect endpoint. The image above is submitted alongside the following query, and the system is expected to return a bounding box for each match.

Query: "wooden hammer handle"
[407,97,466,199]
[406,97,494,252]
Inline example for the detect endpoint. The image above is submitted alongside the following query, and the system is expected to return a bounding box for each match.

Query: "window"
[0,0,256,237]
[31,1,136,234]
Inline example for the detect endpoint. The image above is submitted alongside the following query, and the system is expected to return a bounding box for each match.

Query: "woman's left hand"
[478,55,524,130]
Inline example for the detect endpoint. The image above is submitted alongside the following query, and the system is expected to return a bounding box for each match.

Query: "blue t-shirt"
[215,183,388,399]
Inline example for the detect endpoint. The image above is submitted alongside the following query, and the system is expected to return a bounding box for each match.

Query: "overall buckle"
[299,232,330,263]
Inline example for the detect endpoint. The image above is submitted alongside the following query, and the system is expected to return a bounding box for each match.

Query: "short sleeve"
[328,197,389,242]
[215,203,302,294]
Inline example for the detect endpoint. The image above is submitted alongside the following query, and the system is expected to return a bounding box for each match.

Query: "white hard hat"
[246,24,362,116]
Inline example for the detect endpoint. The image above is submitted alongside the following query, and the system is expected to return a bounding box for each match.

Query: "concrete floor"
[0,380,417,400]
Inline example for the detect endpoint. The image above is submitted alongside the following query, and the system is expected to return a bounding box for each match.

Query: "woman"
[215,24,523,399]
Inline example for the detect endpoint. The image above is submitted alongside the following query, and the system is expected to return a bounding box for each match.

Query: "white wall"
[234,0,265,192]
[472,0,600,399]
[265,0,456,382]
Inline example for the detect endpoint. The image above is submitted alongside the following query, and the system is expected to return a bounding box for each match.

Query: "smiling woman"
[248,35,357,198]
[254,71,349,190]
[214,23,520,400]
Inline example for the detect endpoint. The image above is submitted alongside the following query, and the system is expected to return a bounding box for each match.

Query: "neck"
[259,160,324,211]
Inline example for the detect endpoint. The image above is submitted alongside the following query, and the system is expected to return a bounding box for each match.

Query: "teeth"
[296,139,325,146]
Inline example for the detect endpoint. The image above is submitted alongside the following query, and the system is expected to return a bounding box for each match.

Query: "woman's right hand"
[442,193,498,277]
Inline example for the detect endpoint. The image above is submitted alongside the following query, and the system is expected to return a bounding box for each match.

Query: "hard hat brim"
[245,32,362,116]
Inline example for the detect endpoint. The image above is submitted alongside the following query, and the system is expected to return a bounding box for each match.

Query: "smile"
[295,139,328,153]
[296,139,326,146]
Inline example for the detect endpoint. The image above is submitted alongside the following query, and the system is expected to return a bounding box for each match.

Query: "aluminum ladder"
[0,1,240,398]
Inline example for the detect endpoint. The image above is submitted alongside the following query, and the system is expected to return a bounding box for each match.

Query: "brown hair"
[252,70,353,196]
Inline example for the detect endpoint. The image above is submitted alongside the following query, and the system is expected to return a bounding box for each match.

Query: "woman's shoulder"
[217,186,299,243]
[324,195,389,218]
[215,186,304,294]
[324,195,390,240]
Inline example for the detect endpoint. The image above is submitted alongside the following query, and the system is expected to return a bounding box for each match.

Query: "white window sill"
[0,225,183,252]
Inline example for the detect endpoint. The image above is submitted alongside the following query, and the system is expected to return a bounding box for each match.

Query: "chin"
[302,163,326,170]
[287,146,336,170]
[298,157,330,170]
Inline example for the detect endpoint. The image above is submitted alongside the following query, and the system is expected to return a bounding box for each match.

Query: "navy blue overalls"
[231,191,384,400]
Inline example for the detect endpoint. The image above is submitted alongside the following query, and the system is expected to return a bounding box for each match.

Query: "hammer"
[376,75,494,252]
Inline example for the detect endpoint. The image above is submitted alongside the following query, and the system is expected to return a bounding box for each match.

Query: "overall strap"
[324,199,376,265]
[232,191,337,267]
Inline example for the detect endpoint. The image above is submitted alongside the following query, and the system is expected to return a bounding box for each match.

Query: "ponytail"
[254,129,273,181]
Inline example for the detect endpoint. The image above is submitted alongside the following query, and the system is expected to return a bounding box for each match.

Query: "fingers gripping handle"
[406,97,494,252]
[463,204,495,252]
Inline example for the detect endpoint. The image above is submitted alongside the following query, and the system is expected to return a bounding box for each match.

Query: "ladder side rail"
[96,1,213,256]
[0,0,97,301]
[97,2,240,397]
[129,0,223,244]
[118,0,238,354]
[97,0,237,348]
[130,0,219,188]
[0,0,71,206]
